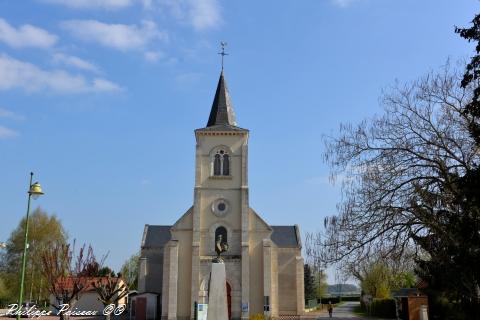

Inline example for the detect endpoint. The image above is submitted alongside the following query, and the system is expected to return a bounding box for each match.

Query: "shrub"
[249,313,269,320]
[306,299,318,308]
[341,296,360,302]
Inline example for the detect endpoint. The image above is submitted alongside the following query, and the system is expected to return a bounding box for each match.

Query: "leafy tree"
[359,261,415,299]
[120,252,139,290]
[456,16,480,144]
[97,266,115,277]
[0,276,9,307]
[314,270,328,298]
[0,208,67,303]
[452,14,480,318]
[304,264,316,301]
[391,271,416,290]
[0,272,15,306]
[361,263,391,299]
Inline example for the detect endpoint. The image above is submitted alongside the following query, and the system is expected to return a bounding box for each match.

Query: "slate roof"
[141,224,301,249]
[206,71,238,127]
[271,225,301,248]
[142,225,172,248]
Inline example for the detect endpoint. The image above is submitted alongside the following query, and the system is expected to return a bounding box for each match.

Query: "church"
[137,70,305,320]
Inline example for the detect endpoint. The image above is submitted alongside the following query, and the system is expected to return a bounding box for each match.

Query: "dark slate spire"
[207,71,237,127]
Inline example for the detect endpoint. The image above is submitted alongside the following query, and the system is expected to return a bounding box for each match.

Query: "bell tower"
[190,71,251,319]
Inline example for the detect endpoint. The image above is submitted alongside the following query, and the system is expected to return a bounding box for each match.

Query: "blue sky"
[0,0,478,281]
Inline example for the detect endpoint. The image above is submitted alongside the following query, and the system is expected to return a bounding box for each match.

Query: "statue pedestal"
[207,262,228,320]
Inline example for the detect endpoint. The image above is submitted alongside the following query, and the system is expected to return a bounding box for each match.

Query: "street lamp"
[17,172,44,320]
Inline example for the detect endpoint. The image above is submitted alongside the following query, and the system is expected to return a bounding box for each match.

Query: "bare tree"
[307,63,479,272]
[41,242,95,320]
[92,275,129,320]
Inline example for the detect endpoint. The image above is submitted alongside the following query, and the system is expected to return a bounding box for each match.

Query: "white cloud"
[0,18,57,49]
[92,78,121,91]
[0,108,16,118]
[140,0,153,9]
[332,0,359,7]
[160,0,221,31]
[61,20,167,51]
[41,0,133,9]
[0,125,18,139]
[53,53,100,73]
[0,107,24,120]
[189,0,221,30]
[144,50,164,62]
[0,54,121,93]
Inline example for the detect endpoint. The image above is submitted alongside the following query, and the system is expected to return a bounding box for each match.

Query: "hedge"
[319,297,341,304]
[341,296,360,302]
[369,298,396,318]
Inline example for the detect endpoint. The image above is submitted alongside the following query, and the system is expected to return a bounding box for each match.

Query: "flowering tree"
[41,242,95,320]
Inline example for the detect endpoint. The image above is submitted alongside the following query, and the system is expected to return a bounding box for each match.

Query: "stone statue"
[214,234,229,262]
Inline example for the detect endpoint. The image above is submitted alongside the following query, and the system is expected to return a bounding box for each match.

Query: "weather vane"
[218,41,228,70]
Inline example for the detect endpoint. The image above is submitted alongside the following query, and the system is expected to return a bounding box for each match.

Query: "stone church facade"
[138,71,305,320]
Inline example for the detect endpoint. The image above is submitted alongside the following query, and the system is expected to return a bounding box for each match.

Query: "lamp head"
[29,182,44,200]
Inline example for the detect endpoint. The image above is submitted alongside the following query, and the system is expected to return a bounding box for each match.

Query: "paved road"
[303,301,391,320]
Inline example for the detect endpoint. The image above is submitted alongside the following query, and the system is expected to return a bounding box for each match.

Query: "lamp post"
[17,172,44,320]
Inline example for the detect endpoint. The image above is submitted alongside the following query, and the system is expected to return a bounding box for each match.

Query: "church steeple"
[206,71,237,127]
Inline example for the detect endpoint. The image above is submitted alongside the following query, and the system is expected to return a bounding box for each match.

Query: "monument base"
[207,262,228,320]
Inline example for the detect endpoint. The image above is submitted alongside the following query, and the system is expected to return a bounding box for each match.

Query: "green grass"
[352,304,395,319]
[352,304,366,316]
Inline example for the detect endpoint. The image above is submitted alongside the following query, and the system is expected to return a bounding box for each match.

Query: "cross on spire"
[218,41,228,70]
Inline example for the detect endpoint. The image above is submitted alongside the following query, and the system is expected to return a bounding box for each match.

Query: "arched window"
[212,149,230,176]
[214,154,221,175]
[215,226,228,244]
[222,154,230,176]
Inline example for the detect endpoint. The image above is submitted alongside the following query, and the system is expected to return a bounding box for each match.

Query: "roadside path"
[302,301,392,320]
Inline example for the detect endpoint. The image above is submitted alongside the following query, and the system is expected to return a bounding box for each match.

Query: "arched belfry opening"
[213,149,230,176]
[215,226,228,244]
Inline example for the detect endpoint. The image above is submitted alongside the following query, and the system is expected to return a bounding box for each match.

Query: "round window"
[212,198,229,217]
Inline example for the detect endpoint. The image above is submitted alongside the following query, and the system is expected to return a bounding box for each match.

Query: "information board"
[197,303,208,320]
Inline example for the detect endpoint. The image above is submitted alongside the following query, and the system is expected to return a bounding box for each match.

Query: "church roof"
[142,225,171,248]
[271,225,301,248]
[141,225,301,248]
[206,71,238,127]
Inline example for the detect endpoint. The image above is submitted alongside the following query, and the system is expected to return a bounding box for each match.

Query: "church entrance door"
[226,282,232,319]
